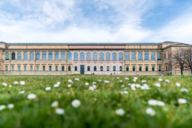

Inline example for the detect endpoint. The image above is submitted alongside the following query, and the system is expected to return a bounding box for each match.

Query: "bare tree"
[184,47,192,74]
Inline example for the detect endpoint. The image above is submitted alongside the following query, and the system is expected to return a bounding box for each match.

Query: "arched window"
[12,52,15,60]
[125,52,129,60]
[100,66,103,71]
[93,52,97,60]
[87,52,91,60]
[18,52,22,60]
[68,66,71,71]
[119,66,122,71]
[151,52,155,60]
[42,52,46,60]
[49,52,53,60]
[80,52,84,60]
[106,52,110,60]
[99,52,104,60]
[30,52,34,60]
[139,66,142,71]
[132,52,136,60]
[74,52,78,60]
[112,52,116,60]
[157,52,161,60]
[87,66,90,71]
[138,52,142,60]
[126,66,129,71]
[55,52,59,60]
[24,52,28,60]
[5,52,9,60]
[113,66,116,71]
[36,52,40,60]
[144,52,148,60]
[61,52,65,60]
[119,52,123,60]
[68,52,72,60]
[94,66,97,71]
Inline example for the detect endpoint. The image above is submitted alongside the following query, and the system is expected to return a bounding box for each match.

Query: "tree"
[184,47,192,74]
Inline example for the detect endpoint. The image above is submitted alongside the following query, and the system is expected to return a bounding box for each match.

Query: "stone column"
[47,51,49,60]
[149,51,151,61]
[142,51,144,61]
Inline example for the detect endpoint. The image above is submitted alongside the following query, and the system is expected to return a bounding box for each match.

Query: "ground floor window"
[100,66,103,71]
[119,66,122,71]
[152,66,155,71]
[166,65,168,71]
[68,66,71,71]
[55,66,58,71]
[126,66,129,71]
[145,66,148,71]
[18,66,20,71]
[62,66,64,71]
[43,66,46,71]
[24,66,27,71]
[12,66,14,71]
[5,66,8,71]
[75,66,77,71]
[49,66,52,71]
[107,66,109,71]
[30,66,33,71]
[113,66,116,71]
[36,66,39,71]
[87,66,90,71]
[132,66,135,71]
[139,66,142,71]
[158,66,161,71]
[94,66,97,71]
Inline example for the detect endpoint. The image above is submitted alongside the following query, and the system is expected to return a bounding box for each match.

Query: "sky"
[0,0,192,44]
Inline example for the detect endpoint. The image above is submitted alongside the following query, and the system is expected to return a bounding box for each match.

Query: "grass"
[0,75,192,128]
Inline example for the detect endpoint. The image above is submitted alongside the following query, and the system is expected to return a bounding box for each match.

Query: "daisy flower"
[20,81,25,85]
[72,99,81,108]
[51,101,59,108]
[146,108,155,116]
[55,108,64,115]
[115,108,125,116]
[27,94,36,100]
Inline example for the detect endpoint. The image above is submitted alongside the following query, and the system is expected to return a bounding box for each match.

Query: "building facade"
[0,41,191,75]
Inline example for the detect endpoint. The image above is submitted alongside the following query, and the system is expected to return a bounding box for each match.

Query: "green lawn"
[0,75,192,128]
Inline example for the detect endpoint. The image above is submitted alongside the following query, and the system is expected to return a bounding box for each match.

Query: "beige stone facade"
[0,41,191,75]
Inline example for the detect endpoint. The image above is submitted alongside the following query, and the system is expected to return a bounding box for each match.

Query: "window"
[107,66,109,71]
[87,52,91,60]
[113,66,116,71]
[55,66,58,71]
[139,66,142,71]
[132,66,135,71]
[119,52,123,60]
[138,52,142,60]
[49,52,53,60]
[166,65,168,71]
[145,66,148,71]
[43,66,46,71]
[74,52,78,60]
[80,52,84,60]
[126,66,129,71]
[42,52,46,60]
[36,52,40,60]
[62,66,65,71]
[61,52,65,60]
[94,66,97,71]
[30,52,34,60]
[68,52,72,60]
[75,66,77,71]
[12,66,14,71]
[125,52,129,60]
[24,66,27,71]
[106,52,110,60]
[144,52,148,60]
[119,66,122,71]
[151,52,155,60]
[5,66,8,71]
[49,66,52,71]
[12,52,15,60]
[18,52,22,60]
[55,52,59,60]
[30,66,33,71]
[99,52,104,60]
[132,52,136,60]
[18,66,20,71]
[24,52,28,60]
[93,52,97,60]
[112,52,116,60]
[5,52,9,60]
[158,66,161,71]
[36,66,39,71]
[157,52,161,60]
[100,66,103,71]
[152,66,155,71]
[68,66,71,71]
[87,66,90,71]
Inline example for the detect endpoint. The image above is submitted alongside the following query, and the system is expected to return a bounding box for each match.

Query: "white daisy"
[57,82,60,85]
[19,91,25,94]
[117,77,119,79]
[67,84,71,88]
[92,82,96,85]
[55,108,64,115]
[20,81,25,85]
[142,80,146,83]
[104,80,110,83]
[178,98,187,104]
[181,88,188,92]
[148,100,158,106]
[157,101,165,106]
[92,85,96,89]
[158,78,163,81]
[89,86,94,91]
[136,84,141,88]
[72,99,81,108]
[68,79,72,83]
[45,87,51,91]
[165,79,170,83]
[119,80,123,83]
[0,105,6,111]
[176,83,181,87]
[75,78,79,81]
[8,104,14,109]
[115,108,125,116]
[85,82,89,86]
[27,94,36,100]
[51,101,59,108]
[146,108,155,116]
[98,80,102,82]
[54,84,59,87]
[125,78,129,80]
[155,83,161,87]
[9,85,12,87]
[14,81,18,84]
[2,82,7,87]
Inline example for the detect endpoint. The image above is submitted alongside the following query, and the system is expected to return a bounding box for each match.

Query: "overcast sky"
[0,0,192,44]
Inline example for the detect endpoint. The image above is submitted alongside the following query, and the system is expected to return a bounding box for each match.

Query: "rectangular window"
[30,66,33,71]
[107,66,109,71]
[5,66,8,71]
[55,66,58,71]
[94,66,97,71]
[152,66,155,71]
[18,66,20,71]
[113,66,116,71]
[145,66,148,71]
[43,66,46,71]
[126,66,129,71]
[166,65,168,71]
[119,66,122,71]
[36,66,39,71]
[24,66,27,71]
[49,66,52,71]
[158,66,161,71]
[12,66,14,71]
[132,66,135,71]
[62,66,64,71]
[75,66,77,71]
[139,66,142,71]
[87,66,90,71]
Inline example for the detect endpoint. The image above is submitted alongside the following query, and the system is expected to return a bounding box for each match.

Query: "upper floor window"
[12,52,15,60]
[119,52,123,60]
[24,52,28,60]
[61,52,65,60]
[112,52,116,60]
[30,52,34,60]
[138,52,142,60]
[36,52,40,60]
[18,52,22,60]
[74,52,78,60]
[55,52,59,60]
[93,52,97,60]
[106,52,110,60]
[157,52,161,60]
[5,52,9,60]
[100,52,104,60]
[151,52,155,60]
[144,52,148,60]
[49,52,53,60]
[68,52,72,60]
[132,52,136,60]
[125,52,129,60]
[80,52,84,60]
[42,52,46,60]
[87,52,91,60]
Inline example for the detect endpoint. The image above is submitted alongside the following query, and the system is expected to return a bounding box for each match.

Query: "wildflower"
[92,82,96,85]
[115,108,125,116]
[68,79,72,83]
[98,80,102,82]
[14,81,18,84]
[142,80,146,83]
[128,83,132,86]
[104,80,110,83]
[117,77,119,79]
[155,83,161,88]
[20,81,25,85]
[85,82,89,86]
[178,98,187,104]
[131,87,136,91]
[45,87,51,91]
[27,94,36,100]
[19,91,25,94]
[176,83,181,87]
[55,108,64,115]
[67,84,71,88]
[0,105,6,111]
[51,101,59,108]
[2,82,7,86]
[119,80,123,83]
[89,86,94,91]
[134,77,138,80]
[157,101,165,106]
[143,84,150,90]
[54,84,59,87]
[133,79,136,82]
[148,100,158,106]
[72,99,81,108]
[124,91,128,94]
[158,78,162,81]
[57,82,60,85]
[92,85,96,89]
[8,104,14,109]
[181,88,188,92]
[125,78,129,80]
[146,108,155,116]
[121,85,125,88]
[9,85,12,87]
[136,84,141,88]
[75,78,79,81]
[165,79,170,83]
